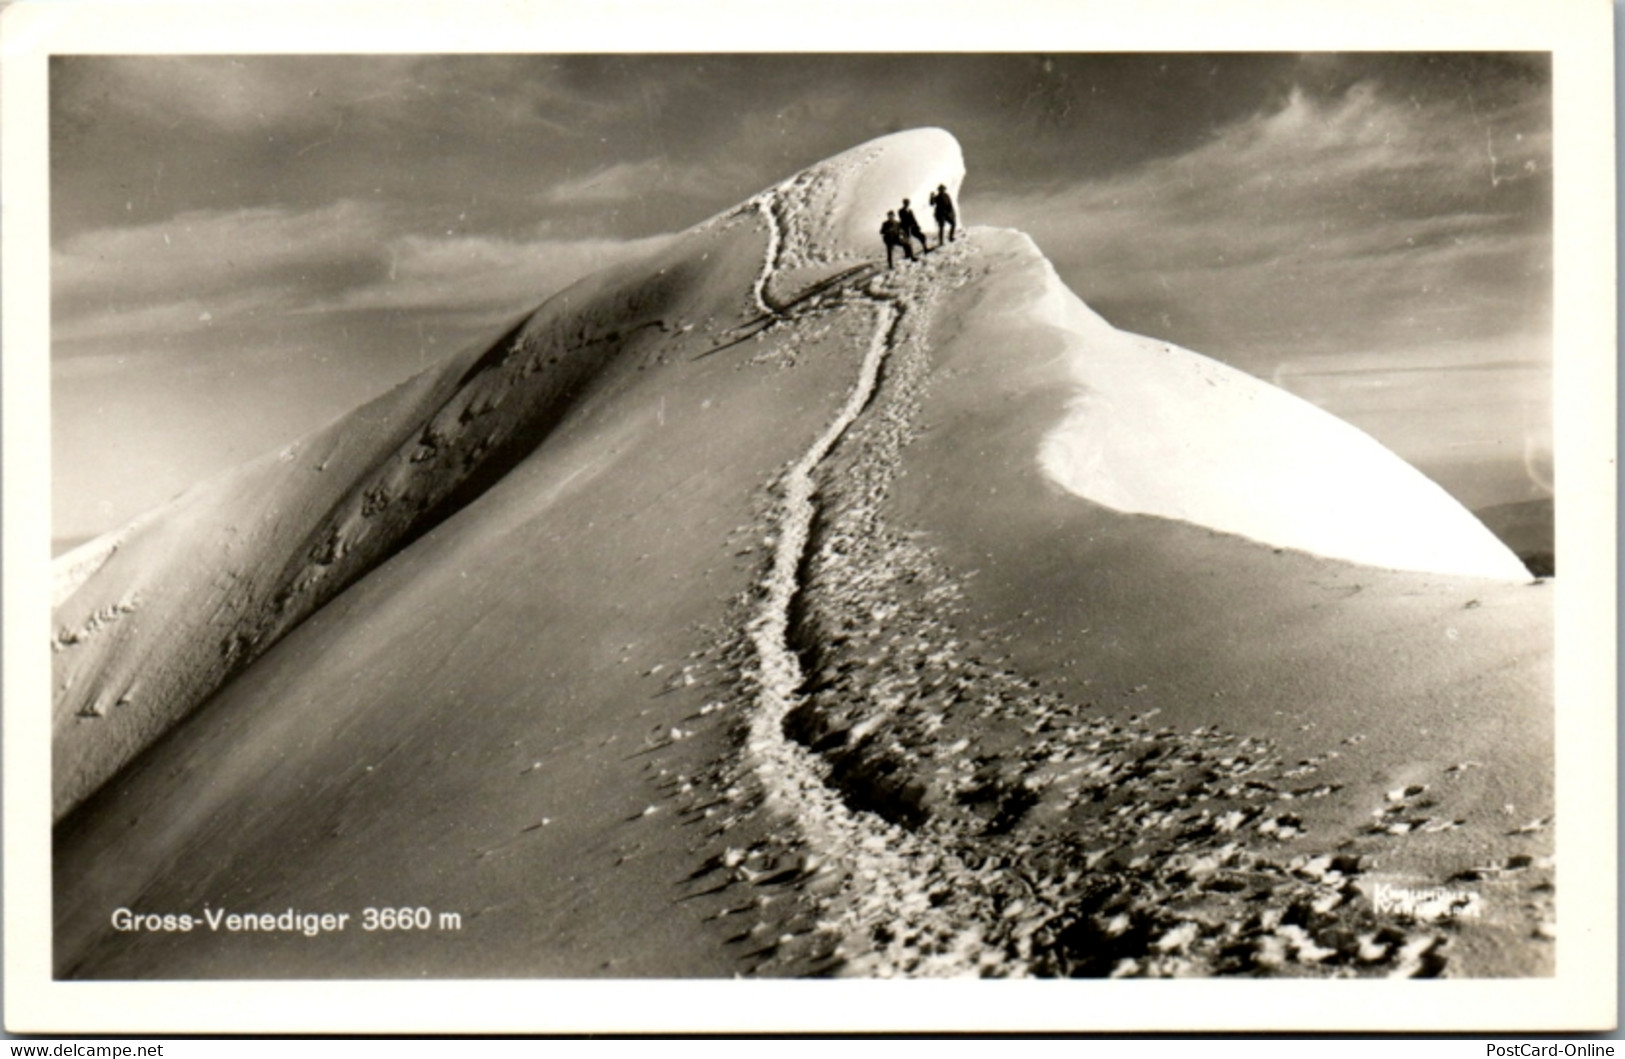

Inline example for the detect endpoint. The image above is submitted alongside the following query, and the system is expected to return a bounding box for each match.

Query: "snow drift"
[1028,254,1530,580]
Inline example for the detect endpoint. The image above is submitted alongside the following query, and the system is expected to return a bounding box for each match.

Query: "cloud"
[53,55,686,165]
[53,289,300,347]
[303,230,676,326]
[55,56,427,136]
[544,157,749,206]
[977,81,1551,373]
[53,199,391,327]
[52,194,675,369]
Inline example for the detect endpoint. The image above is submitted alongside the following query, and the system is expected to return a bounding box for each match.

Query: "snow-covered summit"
[52,128,1552,984]
[760,127,965,263]
[49,127,1522,826]
[1023,247,1530,580]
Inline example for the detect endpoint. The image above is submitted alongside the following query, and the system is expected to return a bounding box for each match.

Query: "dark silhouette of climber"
[898,198,929,255]
[929,184,957,246]
[880,210,914,268]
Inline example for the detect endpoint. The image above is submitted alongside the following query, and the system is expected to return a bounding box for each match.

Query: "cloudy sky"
[50,53,1551,545]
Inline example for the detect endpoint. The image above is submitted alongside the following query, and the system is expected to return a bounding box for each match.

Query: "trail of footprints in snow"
[636,160,1550,976]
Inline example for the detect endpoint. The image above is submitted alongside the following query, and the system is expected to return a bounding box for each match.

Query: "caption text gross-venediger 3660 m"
[108,905,464,937]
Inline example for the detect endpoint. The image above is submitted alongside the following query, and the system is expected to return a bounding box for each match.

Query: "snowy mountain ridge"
[51,126,1523,823]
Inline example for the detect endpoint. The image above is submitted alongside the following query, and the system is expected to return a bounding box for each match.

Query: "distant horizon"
[51,54,1551,541]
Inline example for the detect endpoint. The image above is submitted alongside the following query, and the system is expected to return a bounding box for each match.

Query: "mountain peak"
[751,127,965,265]
[52,128,1552,983]
[47,127,1527,822]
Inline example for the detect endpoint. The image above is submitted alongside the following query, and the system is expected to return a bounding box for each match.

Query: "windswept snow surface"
[52,128,1551,984]
[1028,252,1529,580]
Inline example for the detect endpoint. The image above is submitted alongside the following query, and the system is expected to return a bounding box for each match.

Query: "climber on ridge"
[880,210,914,268]
[898,198,929,256]
[929,184,957,246]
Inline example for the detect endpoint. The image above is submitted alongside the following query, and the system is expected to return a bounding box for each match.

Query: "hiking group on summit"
[880,184,957,268]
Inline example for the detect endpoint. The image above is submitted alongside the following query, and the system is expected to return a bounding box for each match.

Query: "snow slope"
[52,128,1550,984]
[49,130,966,822]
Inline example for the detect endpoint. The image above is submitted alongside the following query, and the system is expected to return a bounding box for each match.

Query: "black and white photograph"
[5,0,1615,1036]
